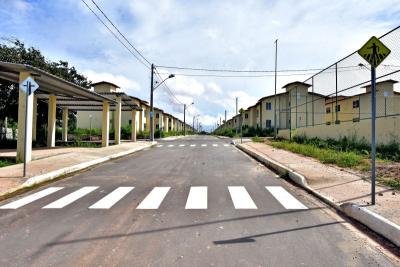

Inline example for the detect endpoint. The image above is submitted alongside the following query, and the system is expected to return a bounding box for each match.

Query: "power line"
[80,0,150,69]
[90,0,151,66]
[154,64,365,73]
[154,68,184,105]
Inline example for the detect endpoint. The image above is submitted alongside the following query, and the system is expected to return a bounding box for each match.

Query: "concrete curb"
[0,142,156,198]
[236,143,400,247]
[341,203,400,247]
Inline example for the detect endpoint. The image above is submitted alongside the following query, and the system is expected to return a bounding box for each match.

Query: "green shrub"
[291,134,399,162]
[270,141,363,168]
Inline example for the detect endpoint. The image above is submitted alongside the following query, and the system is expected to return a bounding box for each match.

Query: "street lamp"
[184,102,194,136]
[150,63,174,142]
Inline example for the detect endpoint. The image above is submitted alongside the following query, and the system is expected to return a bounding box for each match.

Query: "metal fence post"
[335,64,338,124]
[312,77,314,126]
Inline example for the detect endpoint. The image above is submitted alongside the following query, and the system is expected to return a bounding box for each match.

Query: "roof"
[282,81,312,89]
[360,79,398,88]
[92,81,120,88]
[0,61,113,103]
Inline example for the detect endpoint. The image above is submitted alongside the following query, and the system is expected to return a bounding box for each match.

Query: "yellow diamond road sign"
[358,36,391,68]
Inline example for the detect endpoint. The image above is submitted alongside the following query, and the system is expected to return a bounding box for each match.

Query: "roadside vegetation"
[214,126,274,138]
[264,135,400,190]
[0,158,15,168]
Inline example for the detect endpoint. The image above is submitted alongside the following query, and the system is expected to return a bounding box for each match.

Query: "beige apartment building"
[325,79,400,124]
[220,81,326,132]
[77,81,192,135]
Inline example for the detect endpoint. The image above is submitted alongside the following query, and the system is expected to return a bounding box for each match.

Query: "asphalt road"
[0,136,397,267]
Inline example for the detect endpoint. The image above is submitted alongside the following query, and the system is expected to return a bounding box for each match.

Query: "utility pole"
[183,103,186,136]
[235,97,238,135]
[224,110,227,126]
[274,39,278,139]
[149,64,155,142]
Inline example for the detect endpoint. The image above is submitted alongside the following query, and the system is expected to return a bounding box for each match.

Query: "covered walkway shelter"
[38,92,142,144]
[0,61,123,163]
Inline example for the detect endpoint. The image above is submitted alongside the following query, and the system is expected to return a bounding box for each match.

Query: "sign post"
[358,36,391,205]
[19,77,39,177]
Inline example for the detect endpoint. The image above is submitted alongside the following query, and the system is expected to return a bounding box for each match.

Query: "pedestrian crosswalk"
[0,185,308,211]
[155,143,231,148]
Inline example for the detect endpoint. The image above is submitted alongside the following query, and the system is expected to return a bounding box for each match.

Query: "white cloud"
[4,0,400,129]
[83,69,141,94]
[207,82,222,94]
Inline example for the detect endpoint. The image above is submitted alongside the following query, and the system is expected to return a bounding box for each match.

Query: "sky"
[1,0,400,130]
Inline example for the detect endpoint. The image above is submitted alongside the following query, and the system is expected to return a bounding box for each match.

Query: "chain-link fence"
[280,25,400,144]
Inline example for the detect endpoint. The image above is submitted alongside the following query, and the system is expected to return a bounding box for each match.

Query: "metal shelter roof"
[36,92,142,111]
[0,61,114,103]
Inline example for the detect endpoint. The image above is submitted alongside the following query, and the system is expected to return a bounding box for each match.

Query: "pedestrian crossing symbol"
[358,36,391,68]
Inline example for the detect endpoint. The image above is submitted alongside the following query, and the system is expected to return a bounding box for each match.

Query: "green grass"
[0,159,16,168]
[269,140,365,168]
[58,141,101,148]
[251,136,265,143]
[378,177,400,190]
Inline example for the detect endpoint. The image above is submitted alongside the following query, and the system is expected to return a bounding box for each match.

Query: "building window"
[129,120,132,125]
[266,102,272,110]
[335,105,341,112]
[144,123,146,129]
[156,113,159,118]
[326,107,331,114]
[156,124,159,129]
[256,110,259,117]
[245,113,249,119]
[266,120,272,128]
[353,100,360,108]
[234,119,237,123]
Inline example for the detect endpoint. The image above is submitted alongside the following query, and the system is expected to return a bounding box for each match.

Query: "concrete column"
[114,96,122,145]
[47,94,57,147]
[139,110,143,132]
[131,110,137,142]
[102,101,110,147]
[16,72,34,163]
[62,107,68,142]
[32,94,37,141]
[163,116,169,132]
[170,118,174,131]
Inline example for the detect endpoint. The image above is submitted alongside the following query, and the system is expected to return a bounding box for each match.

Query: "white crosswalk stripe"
[228,186,257,209]
[201,144,207,147]
[43,186,98,209]
[266,186,308,210]
[156,145,163,147]
[190,144,196,147]
[179,144,185,147]
[136,187,170,209]
[212,144,218,147]
[223,144,229,147]
[89,187,134,209]
[185,186,207,209]
[0,185,307,211]
[168,144,174,147]
[0,187,64,209]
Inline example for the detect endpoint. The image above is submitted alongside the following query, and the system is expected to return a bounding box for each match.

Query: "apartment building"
[325,79,400,124]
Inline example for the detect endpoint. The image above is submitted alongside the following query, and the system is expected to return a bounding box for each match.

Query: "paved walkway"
[241,142,400,225]
[0,141,152,196]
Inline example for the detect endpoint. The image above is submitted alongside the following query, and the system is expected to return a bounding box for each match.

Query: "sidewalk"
[0,141,153,196]
[237,141,400,246]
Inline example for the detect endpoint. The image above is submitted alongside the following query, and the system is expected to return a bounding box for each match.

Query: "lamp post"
[193,114,199,133]
[184,102,194,135]
[150,64,174,142]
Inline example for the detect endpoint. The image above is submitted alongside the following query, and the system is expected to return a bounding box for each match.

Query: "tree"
[0,39,92,142]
